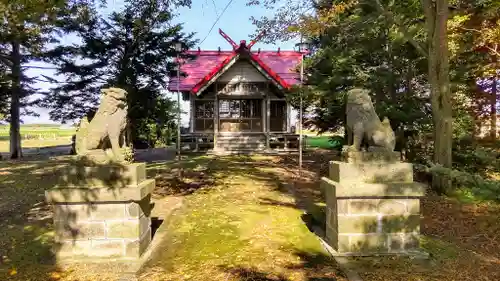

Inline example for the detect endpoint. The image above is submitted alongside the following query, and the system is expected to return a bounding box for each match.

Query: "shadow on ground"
[220,249,342,281]
[0,156,150,280]
[149,154,284,197]
[267,150,500,281]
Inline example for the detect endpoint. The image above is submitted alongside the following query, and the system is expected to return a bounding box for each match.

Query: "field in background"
[0,124,75,140]
[0,124,74,153]
[0,125,340,153]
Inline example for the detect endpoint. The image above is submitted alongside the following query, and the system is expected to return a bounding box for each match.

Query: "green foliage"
[421,163,500,202]
[329,135,345,150]
[412,138,500,200]
[40,1,196,147]
[306,135,345,150]
[298,2,432,137]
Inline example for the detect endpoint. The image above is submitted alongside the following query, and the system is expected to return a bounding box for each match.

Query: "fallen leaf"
[9,268,17,276]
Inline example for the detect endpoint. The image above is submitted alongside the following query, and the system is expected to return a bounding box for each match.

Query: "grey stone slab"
[46,178,155,203]
[54,162,147,188]
[321,177,426,198]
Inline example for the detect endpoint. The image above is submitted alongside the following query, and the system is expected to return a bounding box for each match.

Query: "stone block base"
[54,162,146,188]
[53,196,152,260]
[57,228,152,259]
[46,162,154,261]
[322,151,425,256]
[325,232,422,255]
[321,177,426,198]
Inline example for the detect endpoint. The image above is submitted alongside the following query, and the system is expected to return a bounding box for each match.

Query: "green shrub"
[416,163,500,202]
[328,135,345,149]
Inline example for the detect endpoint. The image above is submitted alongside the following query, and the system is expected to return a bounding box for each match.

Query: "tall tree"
[0,63,8,120]
[421,0,453,191]
[41,0,196,146]
[249,0,454,193]
[0,0,99,158]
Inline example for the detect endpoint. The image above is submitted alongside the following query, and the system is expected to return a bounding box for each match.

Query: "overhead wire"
[198,0,235,46]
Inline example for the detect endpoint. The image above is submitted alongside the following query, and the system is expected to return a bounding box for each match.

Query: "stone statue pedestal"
[45,161,154,261]
[321,151,426,256]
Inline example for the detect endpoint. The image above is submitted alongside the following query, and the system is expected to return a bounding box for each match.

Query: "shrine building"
[167,29,305,153]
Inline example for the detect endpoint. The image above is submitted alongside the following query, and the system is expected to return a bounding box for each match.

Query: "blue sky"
[24,0,300,124]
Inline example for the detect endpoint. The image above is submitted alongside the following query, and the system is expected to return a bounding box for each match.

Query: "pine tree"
[41,0,196,147]
[0,0,99,158]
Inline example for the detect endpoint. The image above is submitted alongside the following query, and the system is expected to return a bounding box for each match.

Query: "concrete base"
[54,197,185,280]
[46,162,154,261]
[322,151,426,256]
[341,150,401,163]
[329,161,414,183]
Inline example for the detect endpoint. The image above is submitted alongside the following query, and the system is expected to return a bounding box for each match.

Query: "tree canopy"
[250,0,500,193]
[40,0,196,146]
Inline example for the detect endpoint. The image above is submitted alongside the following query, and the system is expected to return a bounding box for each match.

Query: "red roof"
[168,46,304,94]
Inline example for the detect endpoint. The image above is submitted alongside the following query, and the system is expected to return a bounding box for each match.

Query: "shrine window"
[269,100,287,132]
[194,100,214,132]
[219,99,262,132]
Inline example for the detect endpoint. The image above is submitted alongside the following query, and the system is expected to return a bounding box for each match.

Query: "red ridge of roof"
[248,52,291,89]
[168,48,303,93]
[190,53,238,94]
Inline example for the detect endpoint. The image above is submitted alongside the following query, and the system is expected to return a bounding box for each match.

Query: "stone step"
[215,143,264,147]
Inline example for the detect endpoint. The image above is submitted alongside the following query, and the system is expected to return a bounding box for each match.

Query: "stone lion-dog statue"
[75,87,129,162]
[345,88,395,152]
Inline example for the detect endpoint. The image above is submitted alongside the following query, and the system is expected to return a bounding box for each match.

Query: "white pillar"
[214,93,219,148]
[189,95,195,133]
[286,103,292,133]
[266,95,271,150]
[261,95,266,133]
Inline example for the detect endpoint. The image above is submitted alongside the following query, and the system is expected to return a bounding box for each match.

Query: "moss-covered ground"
[0,154,347,281]
[140,154,347,281]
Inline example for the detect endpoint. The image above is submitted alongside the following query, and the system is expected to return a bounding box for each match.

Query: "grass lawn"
[0,157,74,280]
[305,136,344,150]
[306,136,332,149]
[276,151,500,281]
[0,154,348,281]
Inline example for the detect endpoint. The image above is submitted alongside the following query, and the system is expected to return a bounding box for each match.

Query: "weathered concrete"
[329,161,414,183]
[46,162,154,261]
[322,177,426,198]
[322,151,426,256]
[341,150,401,163]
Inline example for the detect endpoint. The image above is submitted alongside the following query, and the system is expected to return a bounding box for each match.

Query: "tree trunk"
[424,0,453,193]
[471,80,482,141]
[490,77,497,141]
[9,41,22,159]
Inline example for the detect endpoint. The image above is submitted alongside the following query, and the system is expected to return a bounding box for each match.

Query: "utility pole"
[299,49,304,176]
[296,38,308,176]
[175,42,182,177]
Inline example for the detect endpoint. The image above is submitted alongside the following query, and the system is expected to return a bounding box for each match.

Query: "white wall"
[218,60,267,83]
